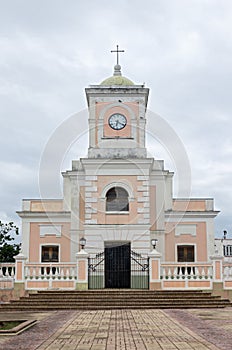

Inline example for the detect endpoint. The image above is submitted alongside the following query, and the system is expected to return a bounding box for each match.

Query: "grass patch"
[0,321,23,331]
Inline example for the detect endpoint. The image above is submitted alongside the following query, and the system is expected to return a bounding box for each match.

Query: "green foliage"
[0,221,21,262]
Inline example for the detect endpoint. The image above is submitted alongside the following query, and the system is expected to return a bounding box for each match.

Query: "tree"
[0,221,21,262]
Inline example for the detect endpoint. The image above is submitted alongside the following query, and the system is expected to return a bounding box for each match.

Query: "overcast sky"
[0,0,231,238]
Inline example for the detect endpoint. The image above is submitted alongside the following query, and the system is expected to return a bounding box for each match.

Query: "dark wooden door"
[105,243,131,288]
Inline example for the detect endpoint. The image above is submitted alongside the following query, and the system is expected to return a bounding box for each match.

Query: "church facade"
[17,61,219,290]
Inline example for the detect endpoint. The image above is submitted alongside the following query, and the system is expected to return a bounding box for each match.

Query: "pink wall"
[173,200,206,211]
[95,102,139,142]
[29,223,71,262]
[91,175,145,225]
[165,222,207,262]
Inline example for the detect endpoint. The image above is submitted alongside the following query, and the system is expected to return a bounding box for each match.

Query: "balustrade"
[223,263,232,279]
[25,263,77,281]
[0,263,15,278]
[161,263,213,280]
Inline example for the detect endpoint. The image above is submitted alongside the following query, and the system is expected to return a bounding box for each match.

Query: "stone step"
[3,300,231,307]
[0,290,231,311]
[0,304,229,311]
[8,298,229,304]
[36,290,212,294]
[19,297,222,303]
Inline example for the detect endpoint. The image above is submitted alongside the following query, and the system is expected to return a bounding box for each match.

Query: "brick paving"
[166,309,232,350]
[0,311,76,350]
[1,309,232,349]
[37,310,219,350]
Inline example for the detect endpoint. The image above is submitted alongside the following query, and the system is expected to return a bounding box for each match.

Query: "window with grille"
[106,187,129,212]
[41,246,59,262]
[177,245,194,262]
[224,245,232,256]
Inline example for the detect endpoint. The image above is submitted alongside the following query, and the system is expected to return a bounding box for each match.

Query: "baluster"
[190,266,194,278]
[173,267,177,279]
[195,266,199,279]
[71,267,75,280]
[184,266,188,278]
[49,265,53,279]
[201,266,205,279]
[11,266,15,278]
[32,267,36,279]
[209,265,213,279]
[0,267,3,278]
[25,266,28,279]
[55,267,59,279]
[229,267,232,279]
[44,266,48,278]
[161,266,165,279]
[168,268,171,279]
[61,268,64,280]
[5,267,9,277]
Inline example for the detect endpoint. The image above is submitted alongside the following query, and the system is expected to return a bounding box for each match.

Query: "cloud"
[0,0,231,237]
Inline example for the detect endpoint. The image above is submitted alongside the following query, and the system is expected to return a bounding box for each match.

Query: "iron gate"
[131,250,149,289]
[88,248,149,289]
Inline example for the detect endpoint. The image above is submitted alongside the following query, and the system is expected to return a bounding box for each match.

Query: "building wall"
[29,222,71,262]
[165,222,207,262]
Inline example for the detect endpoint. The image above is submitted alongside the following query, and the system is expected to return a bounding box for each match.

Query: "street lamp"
[80,237,86,250]
[151,239,158,250]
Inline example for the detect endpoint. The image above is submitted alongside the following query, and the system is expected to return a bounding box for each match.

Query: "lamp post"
[80,237,86,250]
[151,239,158,250]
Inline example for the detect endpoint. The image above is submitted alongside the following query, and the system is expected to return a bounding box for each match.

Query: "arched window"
[106,187,129,212]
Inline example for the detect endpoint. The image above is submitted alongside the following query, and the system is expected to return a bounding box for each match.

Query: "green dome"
[100,75,134,86]
[100,64,134,86]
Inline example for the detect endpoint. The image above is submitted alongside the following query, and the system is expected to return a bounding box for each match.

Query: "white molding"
[175,224,197,237]
[101,181,134,199]
[39,224,62,237]
[85,186,97,192]
[85,198,97,203]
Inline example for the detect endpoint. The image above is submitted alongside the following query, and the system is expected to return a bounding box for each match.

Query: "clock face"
[108,113,127,130]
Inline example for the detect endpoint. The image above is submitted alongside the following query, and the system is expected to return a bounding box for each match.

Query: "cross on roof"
[111,45,125,65]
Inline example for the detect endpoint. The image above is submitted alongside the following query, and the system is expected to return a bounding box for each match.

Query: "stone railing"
[161,263,213,280]
[0,263,15,278]
[25,263,77,280]
[0,263,15,289]
[24,263,77,290]
[160,263,213,289]
[223,263,232,279]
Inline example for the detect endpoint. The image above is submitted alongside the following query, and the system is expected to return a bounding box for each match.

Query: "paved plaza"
[0,308,232,350]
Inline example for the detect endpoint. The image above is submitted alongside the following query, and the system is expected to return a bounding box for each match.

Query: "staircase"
[0,290,231,311]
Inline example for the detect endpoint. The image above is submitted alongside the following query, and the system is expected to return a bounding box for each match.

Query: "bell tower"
[85,50,149,159]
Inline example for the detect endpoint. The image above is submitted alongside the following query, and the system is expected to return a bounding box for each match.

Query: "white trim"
[106,211,129,215]
[85,186,97,192]
[39,225,62,237]
[175,224,197,237]
[101,182,134,199]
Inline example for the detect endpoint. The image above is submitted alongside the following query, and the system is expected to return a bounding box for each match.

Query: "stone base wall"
[0,283,28,302]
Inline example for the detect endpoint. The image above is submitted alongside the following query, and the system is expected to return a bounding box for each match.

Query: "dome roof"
[100,64,134,86]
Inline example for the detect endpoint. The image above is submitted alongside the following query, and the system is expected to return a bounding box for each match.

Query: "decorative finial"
[111,44,125,65]
[113,64,122,76]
